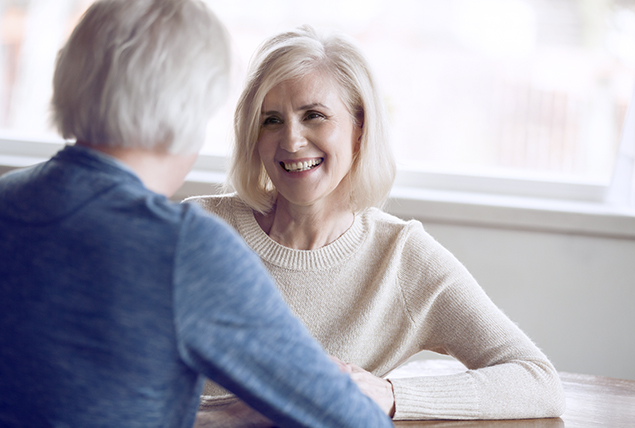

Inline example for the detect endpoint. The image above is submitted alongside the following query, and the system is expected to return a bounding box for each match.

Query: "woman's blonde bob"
[229,25,396,213]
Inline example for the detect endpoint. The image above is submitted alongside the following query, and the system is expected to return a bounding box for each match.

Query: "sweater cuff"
[389,373,480,420]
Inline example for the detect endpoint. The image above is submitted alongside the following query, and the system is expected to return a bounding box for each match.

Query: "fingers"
[345,362,366,373]
[329,357,395,417]
[329,355,352,373]
[329,355,367,374]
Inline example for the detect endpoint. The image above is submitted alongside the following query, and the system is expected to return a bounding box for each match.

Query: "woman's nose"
[280,121,307,153]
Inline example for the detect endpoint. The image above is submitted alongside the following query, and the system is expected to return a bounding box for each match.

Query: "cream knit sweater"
[188,193,565,420]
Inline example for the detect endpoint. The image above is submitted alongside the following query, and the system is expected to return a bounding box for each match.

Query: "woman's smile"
[280,157,324,173]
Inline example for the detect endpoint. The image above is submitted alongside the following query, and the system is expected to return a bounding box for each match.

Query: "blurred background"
[2,0,635,181]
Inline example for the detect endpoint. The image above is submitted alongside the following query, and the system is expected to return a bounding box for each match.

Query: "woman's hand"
[330,356,396,417]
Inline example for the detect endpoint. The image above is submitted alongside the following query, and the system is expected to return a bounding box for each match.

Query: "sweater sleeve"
[389,222,565,420]
[171,207,393,428]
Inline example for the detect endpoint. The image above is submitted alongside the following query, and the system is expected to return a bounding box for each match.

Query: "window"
[2,0,635,201]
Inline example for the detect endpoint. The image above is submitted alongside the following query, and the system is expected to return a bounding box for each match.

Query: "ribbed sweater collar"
[233,201,368,272]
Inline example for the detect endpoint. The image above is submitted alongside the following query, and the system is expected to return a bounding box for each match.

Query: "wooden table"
[390,360,635,428]
[198,359,635,427]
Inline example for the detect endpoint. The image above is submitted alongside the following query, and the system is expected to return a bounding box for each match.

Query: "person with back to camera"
[188,25,567,423]
[0,2,394,427]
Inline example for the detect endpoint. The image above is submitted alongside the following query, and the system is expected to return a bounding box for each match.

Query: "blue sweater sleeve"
[172,207,392,428]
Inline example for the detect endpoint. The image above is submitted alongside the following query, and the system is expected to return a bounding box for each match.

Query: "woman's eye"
[263,116,281,126]
[306,111,325,120]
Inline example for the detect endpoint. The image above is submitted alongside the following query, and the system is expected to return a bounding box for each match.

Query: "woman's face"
[257,71,361,211]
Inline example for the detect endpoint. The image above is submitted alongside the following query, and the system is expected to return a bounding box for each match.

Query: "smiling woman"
[186,24,566,423]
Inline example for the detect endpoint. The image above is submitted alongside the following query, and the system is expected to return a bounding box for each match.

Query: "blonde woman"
[189,25,565,423]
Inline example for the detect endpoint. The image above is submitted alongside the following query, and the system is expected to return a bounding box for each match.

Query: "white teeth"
[281,158,323,172]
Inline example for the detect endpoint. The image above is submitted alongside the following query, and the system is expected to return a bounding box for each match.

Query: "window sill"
[387,186,635,240]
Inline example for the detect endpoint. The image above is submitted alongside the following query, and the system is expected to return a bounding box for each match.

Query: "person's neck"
[76,141,197,197]
[255,197,355,250]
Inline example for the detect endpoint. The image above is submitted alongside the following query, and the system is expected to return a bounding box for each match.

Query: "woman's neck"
[255,198,354,250]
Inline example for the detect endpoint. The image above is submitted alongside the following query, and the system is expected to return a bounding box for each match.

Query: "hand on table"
[330,356,396,417]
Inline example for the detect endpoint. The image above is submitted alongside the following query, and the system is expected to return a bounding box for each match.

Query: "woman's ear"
[354,109,364,152]
[354,125,362,153]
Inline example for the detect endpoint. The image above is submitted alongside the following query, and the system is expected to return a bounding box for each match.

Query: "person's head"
[52,0,230,155]
[229,25,396,213]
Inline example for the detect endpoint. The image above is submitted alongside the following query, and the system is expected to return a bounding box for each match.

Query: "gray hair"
[51,0,230,154]
[229,25,396,213]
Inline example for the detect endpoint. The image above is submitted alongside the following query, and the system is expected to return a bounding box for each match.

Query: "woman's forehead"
[262,71,347,110]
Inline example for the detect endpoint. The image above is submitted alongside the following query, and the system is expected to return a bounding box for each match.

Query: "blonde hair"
[52,0,230,154]
[229,25,395,213]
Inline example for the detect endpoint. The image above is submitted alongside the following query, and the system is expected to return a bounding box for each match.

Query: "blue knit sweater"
[0,144,391,428]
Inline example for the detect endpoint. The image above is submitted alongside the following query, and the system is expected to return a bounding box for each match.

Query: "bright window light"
[1,0,634,185]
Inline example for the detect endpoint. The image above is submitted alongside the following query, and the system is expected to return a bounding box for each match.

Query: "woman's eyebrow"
[298,102,329,111]
[261,103,330,116]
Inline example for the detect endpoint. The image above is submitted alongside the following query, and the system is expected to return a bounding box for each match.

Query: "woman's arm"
[388,224,565,420]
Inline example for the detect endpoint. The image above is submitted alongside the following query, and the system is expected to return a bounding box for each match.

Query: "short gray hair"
[229,25,396,213]
[52,0,230,154]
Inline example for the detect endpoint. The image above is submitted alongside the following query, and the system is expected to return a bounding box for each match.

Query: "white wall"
[398,216,635,381]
